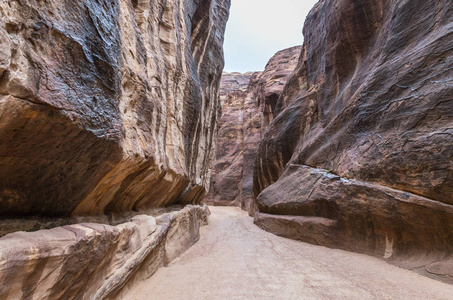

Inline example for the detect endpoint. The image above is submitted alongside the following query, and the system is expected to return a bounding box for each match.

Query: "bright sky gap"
[223,0,319,73]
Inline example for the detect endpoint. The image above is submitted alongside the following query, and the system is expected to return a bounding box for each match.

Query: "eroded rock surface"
[0,0,230,217]
[205,72,254,207]
[206,46,301,213]
[253,0,453,283]
[0,205,210,300]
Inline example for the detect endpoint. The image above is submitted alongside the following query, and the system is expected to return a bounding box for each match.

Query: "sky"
[223,0,319,73]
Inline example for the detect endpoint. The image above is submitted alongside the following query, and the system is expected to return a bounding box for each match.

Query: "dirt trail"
[122,207,453,300]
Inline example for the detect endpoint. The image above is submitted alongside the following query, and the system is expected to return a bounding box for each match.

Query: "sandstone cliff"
[0,0,230,217]
[0,0,230,298]
[206,46,301,212]
[253,0,453,282]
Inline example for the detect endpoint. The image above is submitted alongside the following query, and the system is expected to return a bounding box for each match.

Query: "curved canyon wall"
[0,1,230,298]
[253,0,453,281]
[206,46,301,212]
[0,0,230,217]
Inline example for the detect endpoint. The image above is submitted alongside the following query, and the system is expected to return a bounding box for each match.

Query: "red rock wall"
[206,46,302,213]
[0,0,231,217]
[205,72,255,208]
[253,0,453,282]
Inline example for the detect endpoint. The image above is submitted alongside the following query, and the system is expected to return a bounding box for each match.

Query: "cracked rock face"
[206,46,301,213]
[0,0,230,217]
[253,0,453,282]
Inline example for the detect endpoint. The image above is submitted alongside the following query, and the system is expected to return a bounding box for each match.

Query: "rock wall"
[0,0,230,298]
[205,72,254,207]
[206,46,301,213]
[253,0,453,282]
[0,0,230,217]
[0,205,210,300]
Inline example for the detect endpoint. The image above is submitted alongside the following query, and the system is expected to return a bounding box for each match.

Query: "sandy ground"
[123,207,453,300]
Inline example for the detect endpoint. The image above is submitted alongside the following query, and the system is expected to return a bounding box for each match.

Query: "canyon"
[205,45,302,212]
[208,0,453,285]
[254,0,453,283]
[0,0,452,298]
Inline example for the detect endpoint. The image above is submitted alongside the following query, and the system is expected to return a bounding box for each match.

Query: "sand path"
[123,206,453,299]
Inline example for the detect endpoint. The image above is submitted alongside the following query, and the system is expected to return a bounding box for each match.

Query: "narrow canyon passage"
[120,207,453,300]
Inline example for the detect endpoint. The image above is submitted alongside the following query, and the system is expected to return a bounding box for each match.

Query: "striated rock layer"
[205,46,301,213]
[205,72,255,207]
[253,0,453,282]
[0,0,230,217]
[0,205,210,300]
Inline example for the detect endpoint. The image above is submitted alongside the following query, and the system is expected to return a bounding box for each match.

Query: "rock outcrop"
[0,0,230,217]
[253,0,453,282]
[0,205,210,300]
[206,46,301,213]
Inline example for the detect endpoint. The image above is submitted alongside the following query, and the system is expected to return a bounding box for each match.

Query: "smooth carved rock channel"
[119,207,453,300]
[0,205,210,300]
